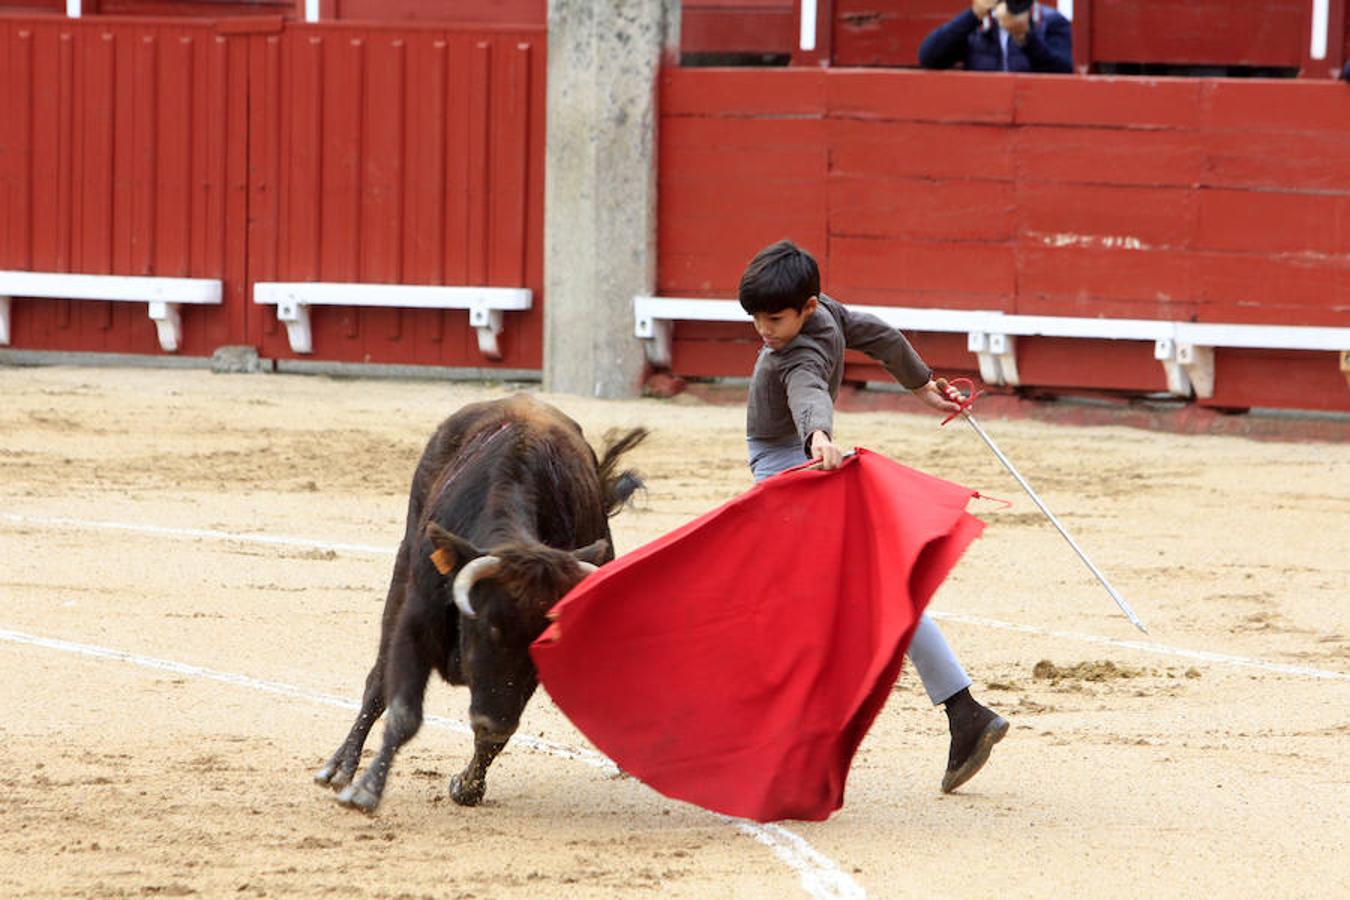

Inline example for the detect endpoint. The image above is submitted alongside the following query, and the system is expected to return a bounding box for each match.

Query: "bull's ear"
[425,522,483,576]
[571,538,610,567]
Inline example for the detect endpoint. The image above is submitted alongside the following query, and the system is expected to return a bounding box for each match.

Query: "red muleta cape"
[531,448,984,822]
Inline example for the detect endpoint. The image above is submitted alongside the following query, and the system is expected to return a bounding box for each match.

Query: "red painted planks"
[662,68,826,118]
[1203,79,1350,132]
[1204,350,1349,411]
[1088,0,1305,68]
[1015,181,1198,251]
[1013,337,1169,392]
[829,174,1015,242]
[830,119,1017,181]
[1015,126,1206,188]
[831,235,1015,297]
[1196,189,1349,256]
[828,70,1016,125]
[1014,76,1203,130]
[831,0,957,68]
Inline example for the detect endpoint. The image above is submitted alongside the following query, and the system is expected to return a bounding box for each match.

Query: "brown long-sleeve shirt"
[746,294,932,453]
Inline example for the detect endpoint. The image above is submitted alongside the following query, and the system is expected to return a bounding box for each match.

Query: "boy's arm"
[781,352,837,458]
[837,303,963,414]
[836,303,933,389]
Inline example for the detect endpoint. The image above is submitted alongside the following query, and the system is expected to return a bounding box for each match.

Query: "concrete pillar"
[543,0,680,398]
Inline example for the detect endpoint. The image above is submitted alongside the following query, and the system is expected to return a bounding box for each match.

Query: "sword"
[942,380,1149,634]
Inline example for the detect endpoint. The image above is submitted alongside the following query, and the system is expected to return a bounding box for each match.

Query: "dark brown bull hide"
[315,394,646,812]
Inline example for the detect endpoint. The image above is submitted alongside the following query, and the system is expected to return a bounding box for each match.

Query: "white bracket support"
[634,309,674,368]
[967,332,1019,386]
[467,304,505,359]
[254,282,532,360]
[275,295,313,355]
[0,296,10,345]
[1177,343,1215,399]
[1153,337,1193,397]
[147,301,183,353]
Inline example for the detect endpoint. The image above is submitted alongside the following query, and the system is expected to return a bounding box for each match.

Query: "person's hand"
[972,0,999,20]
[911,378,964,415]
[994,3,1031,43]
[809,430,844,470]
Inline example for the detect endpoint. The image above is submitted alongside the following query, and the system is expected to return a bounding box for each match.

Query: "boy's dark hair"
[738,240,820,314]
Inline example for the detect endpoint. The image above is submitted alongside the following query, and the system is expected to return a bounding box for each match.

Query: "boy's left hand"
[912,378,964,415]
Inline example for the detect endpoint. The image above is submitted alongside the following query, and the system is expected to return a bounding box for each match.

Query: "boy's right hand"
[912,378,965,415]
[809,430,844,470]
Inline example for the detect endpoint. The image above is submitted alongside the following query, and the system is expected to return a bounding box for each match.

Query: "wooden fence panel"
[657,67,1350,410]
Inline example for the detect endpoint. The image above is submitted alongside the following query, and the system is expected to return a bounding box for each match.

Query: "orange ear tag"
[429,548,454,575]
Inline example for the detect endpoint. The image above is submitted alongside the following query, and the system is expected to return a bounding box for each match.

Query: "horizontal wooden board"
[1015,76,1204,130]
[1195,190,1350,256]
[831,235,1015,297]
[1015,182,1199,251]
[830,120,1017,181]
[829,175,1015,242]
[1088,0,1305,68]
[1014,127,1207,187]
[662,69,826,117]
[827,70,1016,125]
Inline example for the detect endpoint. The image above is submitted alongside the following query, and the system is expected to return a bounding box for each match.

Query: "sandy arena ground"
[1,364,1347,899]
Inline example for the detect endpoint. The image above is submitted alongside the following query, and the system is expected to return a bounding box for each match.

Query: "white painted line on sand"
[6,512,1345,684]
[3,512,391,556]
[0,626,864,900]
[929,612,1350,682]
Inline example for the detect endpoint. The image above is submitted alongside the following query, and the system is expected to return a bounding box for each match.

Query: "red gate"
[0,13,547,369]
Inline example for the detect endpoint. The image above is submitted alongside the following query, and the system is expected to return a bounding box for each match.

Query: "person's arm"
[1020,9,1073,73]
[918,4,988,70]
[780,349,838,460]
[835,303,963,415]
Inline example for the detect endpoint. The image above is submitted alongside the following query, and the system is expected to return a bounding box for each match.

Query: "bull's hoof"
[335,782,380,813]
[313,762,352,789]
[449,774,485,806]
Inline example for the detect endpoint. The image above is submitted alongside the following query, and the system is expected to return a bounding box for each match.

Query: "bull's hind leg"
[314,661,386,790]
[449,729,510,807]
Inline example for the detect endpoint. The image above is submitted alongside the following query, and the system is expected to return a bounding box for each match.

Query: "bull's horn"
[575,561,599,576]
[452,555,501,618]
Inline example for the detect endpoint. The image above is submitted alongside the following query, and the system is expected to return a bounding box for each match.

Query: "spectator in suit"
[919,0,1073,74]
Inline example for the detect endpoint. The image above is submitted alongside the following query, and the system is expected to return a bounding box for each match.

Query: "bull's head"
[424,522,608,739]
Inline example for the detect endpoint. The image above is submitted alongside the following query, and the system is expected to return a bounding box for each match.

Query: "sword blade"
[962,412,1149,634]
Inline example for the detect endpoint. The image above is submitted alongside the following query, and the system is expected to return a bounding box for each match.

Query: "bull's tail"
[598,427,649,516]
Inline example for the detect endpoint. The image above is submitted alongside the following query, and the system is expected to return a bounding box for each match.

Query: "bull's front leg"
[314,660,386,790]
[449,726,512,807]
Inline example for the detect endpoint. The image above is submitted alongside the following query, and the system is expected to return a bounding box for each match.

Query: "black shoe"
[941,689,1009,794]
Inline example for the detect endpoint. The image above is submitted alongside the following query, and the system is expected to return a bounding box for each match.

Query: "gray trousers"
[749,438,972,705]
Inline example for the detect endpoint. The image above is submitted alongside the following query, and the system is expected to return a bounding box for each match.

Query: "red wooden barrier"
[0,15,547,368]
[245,22,546,368]
[658,67,1350,411]
[0,17,247,355]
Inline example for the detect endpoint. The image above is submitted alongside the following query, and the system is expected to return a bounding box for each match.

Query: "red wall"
[658,67,1350,411]
[0,17,248,355]
[0,15,547,368]
[246,22,546,368]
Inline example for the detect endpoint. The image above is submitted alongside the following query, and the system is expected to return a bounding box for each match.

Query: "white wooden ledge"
[253,282,532,359]
[633,296,1350,399]
[0,270,223,352]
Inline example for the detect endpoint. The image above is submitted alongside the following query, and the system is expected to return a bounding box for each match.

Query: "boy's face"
[752,295,818,351]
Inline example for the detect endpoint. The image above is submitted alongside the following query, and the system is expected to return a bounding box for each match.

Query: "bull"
[314,394,647,812]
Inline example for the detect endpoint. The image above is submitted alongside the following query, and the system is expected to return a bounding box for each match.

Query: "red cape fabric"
[531,448,984,822]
